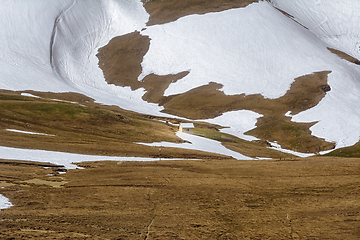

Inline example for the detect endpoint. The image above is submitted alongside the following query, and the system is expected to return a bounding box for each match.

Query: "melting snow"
[139,132,253,160]
[0,194,12,211]
[0,146,197,170]
[268,141,316,158]
[203,110,262,141]
[21,93,41,98]
[6,129,55,136]
[0,0,360,155]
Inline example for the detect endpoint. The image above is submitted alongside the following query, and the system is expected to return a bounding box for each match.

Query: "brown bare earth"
[1,157,359,239]
[161,71,335,153]
[0,90,292,159]
[0,90,227,160]
[97,28,335,153]
[97,32,335,152]
[328,48,360,65]
[97,32,189,104]
[142,0,260,26]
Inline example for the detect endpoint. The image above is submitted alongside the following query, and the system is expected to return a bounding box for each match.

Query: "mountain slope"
[1,0,360,156]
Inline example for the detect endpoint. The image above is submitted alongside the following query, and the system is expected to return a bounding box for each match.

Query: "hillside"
[1,1,360,239]
[1,0,359,158]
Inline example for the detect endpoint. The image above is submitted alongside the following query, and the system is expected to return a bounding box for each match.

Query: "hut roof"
[180,123,195,128]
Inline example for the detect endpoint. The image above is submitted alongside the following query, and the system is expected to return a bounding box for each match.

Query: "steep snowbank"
[139,1,360,148]
[269,0,360,148]
[270,0,360,60]
[0,0,162,115]
[139,2,336,98]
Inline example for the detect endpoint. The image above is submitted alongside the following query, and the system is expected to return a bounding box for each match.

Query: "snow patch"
[203,110,262,141]
[0,146,196,170]
[6,129,55,136]
[138,132,253,160]
[0,194,12,211]
[268,141,316,158]
[21,93,41,98]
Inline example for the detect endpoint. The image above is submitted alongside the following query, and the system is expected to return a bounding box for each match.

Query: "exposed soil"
[0,90,293,159]
[97,17,335,153]
[328,48,360,65]
[142,0,260,26]
[161,71,335,153]
[1,157,359,239]
[97,32,189,104]
[97,32,335,152]
[0,90,225,160]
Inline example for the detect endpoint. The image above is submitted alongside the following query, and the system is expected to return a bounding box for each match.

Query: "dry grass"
[0,90,229,160]
[326,141,360,158]
[1,157,359,239]
[0,90,293,159]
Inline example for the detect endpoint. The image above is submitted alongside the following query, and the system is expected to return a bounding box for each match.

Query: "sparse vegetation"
[1,157,359,239]
[0,90,291,159]
[0,90,215,159]
[325,142,360,158]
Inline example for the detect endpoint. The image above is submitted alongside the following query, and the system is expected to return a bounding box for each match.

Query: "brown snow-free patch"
[142,0,260,26]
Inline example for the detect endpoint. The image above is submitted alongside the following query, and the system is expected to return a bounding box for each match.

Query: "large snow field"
[0,0,163,116]
[140,2,334,98]
[269,0,360,148]
[0,0,360,154]
[270,0,360,61]
[139,1,360,148]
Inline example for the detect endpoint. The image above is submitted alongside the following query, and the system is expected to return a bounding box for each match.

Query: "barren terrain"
[1,157,359,239]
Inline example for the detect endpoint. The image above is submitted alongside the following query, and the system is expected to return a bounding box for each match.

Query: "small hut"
[179,123,195,133]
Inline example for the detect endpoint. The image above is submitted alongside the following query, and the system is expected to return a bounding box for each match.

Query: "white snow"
[270,0,360,61]
[0,194,12,211]
[268,141,316,158]
[0,146,195,170]
[0,0,164,116]
[6,129,55,136]
[21,93,41,98]
[203,110,262,141]
[138,1,360,149]
[1,0,360,156]
[285,111,293,117]
[139,2,335,98]
[269,0,360,148]
[139,132,253,160]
